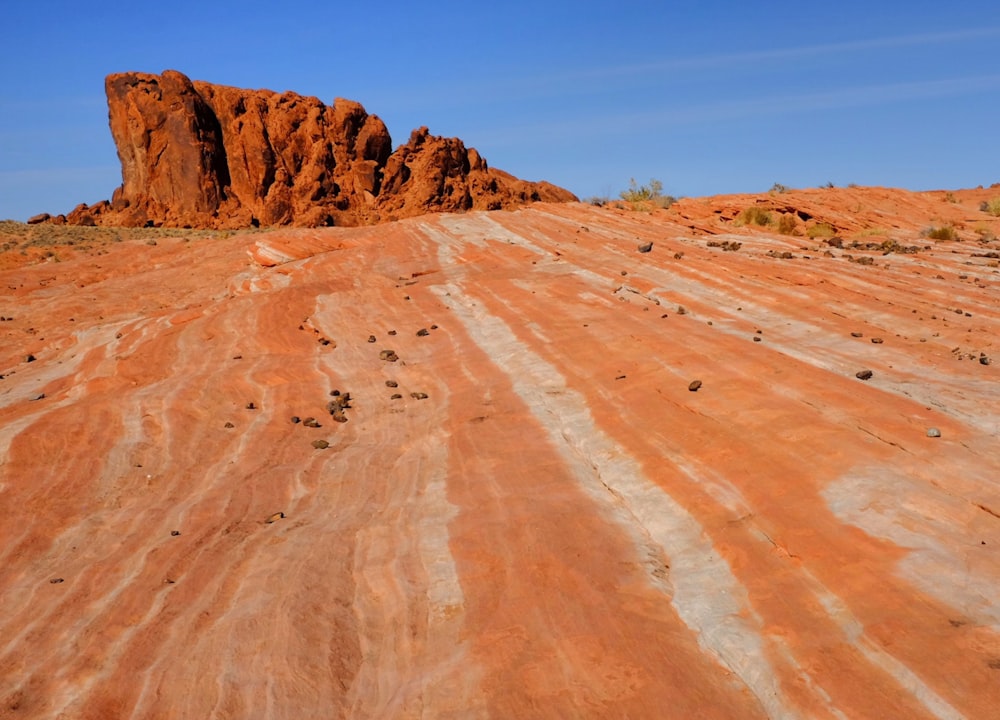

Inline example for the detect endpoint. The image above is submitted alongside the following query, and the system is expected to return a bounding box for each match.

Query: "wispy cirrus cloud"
[472,73,1000,146]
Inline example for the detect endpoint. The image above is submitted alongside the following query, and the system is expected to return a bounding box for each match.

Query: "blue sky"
[2,1,999,220]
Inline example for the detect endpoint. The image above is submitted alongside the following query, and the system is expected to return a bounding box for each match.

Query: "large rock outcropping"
[62,70,575,228]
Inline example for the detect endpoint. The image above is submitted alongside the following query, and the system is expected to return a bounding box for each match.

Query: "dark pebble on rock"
[265,512,286,523]
[29,393,45,401]
[49,578,64,584]
[379,350,399,362]
[291,416,301,424]
[688,380,702,392]
[981,355,991,366]
[224,421,234,428]
[871,338,883,344]
[638,241,653,253]
[367,335,376,343]
[926,428,941,438]
[391,393,402,399]
[311,439,329,449]
[246,402,256,409]
[416,328,430,336]
[171,530,181,536]
[386,380,398,388]
[851,332,863,338]
[26,354,36,363]
[410,392,429,400]
[753,336,761,342]
[388,330,397,336]
[856,369,873,380]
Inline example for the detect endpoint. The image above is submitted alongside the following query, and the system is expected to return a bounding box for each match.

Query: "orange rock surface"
[2,187,999,718]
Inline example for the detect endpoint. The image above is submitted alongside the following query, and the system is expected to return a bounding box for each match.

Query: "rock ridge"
[58,70,575,228]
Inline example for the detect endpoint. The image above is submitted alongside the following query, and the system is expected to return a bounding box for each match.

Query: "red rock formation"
[61,70,575,228]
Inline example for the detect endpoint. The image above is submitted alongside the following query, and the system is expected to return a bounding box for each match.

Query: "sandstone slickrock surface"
[2,189,1000,718]
[58,70,575,229]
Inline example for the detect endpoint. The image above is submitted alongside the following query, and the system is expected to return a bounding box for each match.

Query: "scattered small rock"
[388,330,397,336]
[303,417,320,428]
[265,512,285,523]
[224,421,235,428]
[851,332,863,338]
[330,389,341,397]
[379,349,399,362]
[49,578,64,584]
[638,241,653,253]
[367,335,376,343]
[170,530,181,536]
[855,370,873,380]
[331,410,348,423]
[390,393,402,399]
[29,393,45,401]
[311,439,329,449]
[677,306,687,315]
[753,336,761,342]
[416,328,430,337]
[688,380,702,392]
[615,374,626,380]
[25,354,36,363]
[232,355,242,360]
[926,428,941,438]
[673,252,684,259]
[981,355,991,366]
[385,380,398,388]
[290,416,301,424]
[246,402,256,409]
[410,392,429,400]
[870,338,883,344]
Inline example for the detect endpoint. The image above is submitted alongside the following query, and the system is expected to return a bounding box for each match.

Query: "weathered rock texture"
[2,187,1000,718]
[62,70,575,228]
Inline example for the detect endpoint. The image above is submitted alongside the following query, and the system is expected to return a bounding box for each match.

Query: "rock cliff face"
[63,70,575,228]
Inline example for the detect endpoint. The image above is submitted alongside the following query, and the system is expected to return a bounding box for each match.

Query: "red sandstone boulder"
[60,70,576,228]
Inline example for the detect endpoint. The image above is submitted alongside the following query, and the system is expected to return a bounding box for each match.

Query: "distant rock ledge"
[47,70,576,229]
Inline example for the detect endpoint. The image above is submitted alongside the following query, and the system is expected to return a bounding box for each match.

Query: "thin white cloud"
[472,73,1000,146]
[563,26,1000,81]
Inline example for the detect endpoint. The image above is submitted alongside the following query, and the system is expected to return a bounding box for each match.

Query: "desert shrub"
[807,223,836,238]
[738,206,772,226]
[777,214,798,235]
[620,178,663,203]
[980,198,1000,216]
[770,183,790,194]
[619,178,675,210]
[924,225,958,241]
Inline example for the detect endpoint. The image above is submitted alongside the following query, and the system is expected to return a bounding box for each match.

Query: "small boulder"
[311,439,330,449]
[638,241,653,253]
[855,370,873,381]
[688,380,702,392]
[926,428,941,438]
